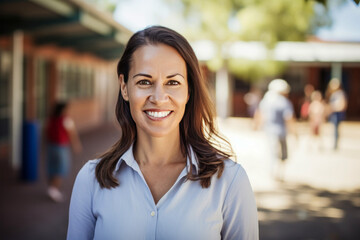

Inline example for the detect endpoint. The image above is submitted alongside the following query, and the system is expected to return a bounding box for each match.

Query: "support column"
[25,55,36,121]
[11,30,24,169]
[215,67,232,119]
[331,62,342,81]
[48,60,57,113]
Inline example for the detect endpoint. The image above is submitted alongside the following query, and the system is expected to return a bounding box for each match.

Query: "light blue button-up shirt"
[67,144,258,240]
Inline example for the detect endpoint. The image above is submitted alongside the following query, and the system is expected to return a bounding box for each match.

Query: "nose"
[149,83,169,104]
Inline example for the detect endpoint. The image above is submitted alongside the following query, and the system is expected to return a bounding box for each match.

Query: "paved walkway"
[218,118,360,239]
[0,118,359,239]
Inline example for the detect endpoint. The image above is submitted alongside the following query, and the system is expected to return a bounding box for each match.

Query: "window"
[0,51,12,142]
[58,62,94,100]
[35,58,48,120]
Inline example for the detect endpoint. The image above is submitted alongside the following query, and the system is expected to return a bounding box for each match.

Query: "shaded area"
[258,184,360,240]
[0,0,131,60]
[0,123,120,240]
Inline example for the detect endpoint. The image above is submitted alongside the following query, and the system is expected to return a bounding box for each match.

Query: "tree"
[172,0,349,81]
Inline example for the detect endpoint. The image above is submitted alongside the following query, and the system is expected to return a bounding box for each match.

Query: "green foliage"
[227,58,286,82]
[179,0,332,45]
[180,0,235,42]
[207,56,225,72]
[236,0,315,48]
[175,0,339,81]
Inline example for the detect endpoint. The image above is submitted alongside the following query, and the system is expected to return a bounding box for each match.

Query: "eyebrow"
[132,73,185,79]
[133,73,152,78]
[166,73,185,79]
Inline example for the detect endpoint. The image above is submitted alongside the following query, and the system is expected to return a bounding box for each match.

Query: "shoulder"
[63,116,75,129]
[216,159,256,209]
[82,159,100,172]
[218,159,250,189]
[74,159,100,187]
[223,159,243,175]
[337,90,347,98]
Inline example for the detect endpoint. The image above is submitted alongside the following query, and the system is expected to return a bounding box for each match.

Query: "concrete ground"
[0,118,359,239]
[219,118,360,240]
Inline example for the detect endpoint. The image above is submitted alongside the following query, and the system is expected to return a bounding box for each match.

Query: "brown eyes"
[136,80,180,86]
[167,80,180,85]
[137,80,151,85]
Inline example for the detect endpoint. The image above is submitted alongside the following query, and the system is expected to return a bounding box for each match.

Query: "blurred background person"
[300,84,315,121]
[325,78,348,150]
[255,79,296,181]
[308,90,326,151]
[46,102,82,202]
[244,86,262,118]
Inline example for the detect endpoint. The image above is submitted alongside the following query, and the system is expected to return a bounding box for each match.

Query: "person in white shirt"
[255,79,296,180]
[326,78,348,150]
[67,26,258,240]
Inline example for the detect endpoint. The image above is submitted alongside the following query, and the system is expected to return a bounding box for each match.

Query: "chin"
[139,125,180,139]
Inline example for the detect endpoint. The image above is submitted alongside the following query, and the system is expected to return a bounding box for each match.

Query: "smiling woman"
[67,26,259,240]
[120,43,189,138]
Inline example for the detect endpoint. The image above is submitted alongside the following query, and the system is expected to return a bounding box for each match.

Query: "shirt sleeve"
[67,162,96,240]
[221,165,259,240]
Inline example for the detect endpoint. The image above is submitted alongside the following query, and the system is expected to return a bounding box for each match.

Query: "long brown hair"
[96,26,233,188]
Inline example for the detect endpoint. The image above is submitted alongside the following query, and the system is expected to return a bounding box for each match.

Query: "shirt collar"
[114,143,137,172]
[186,145,199,174]
[114,143,199,174]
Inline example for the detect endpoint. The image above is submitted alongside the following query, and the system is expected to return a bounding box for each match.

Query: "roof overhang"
[0,0,132,60]
[192,40,360,63]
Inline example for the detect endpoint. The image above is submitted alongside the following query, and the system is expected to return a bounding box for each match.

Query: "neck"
[134,131,185,166]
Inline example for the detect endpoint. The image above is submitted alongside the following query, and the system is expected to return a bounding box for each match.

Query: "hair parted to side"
[96,26,233,189]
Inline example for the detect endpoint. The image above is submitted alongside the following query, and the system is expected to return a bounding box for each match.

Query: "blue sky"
[113,0,177,32]
[114,0,360,42]
[316,0,360,42]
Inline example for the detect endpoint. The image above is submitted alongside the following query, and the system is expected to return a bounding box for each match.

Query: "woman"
[326,78,347,150]
[46,101,82,202]
[67,26,258,239]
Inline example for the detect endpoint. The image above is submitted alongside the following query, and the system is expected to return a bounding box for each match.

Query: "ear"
[119,74,129,101]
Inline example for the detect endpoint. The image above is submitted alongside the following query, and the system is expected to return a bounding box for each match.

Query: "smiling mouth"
[145,110,172,118]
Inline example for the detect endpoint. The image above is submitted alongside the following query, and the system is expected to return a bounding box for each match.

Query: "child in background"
[46,102,82,202]
[308,91,326,150]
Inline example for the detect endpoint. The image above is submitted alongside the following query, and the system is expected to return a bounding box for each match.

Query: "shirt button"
[150,211,156,217]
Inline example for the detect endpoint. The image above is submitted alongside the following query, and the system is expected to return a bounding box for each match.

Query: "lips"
[145,110,172,118]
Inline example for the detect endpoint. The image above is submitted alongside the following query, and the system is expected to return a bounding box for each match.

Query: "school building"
[193,41,360,120]
[0,0,132,171]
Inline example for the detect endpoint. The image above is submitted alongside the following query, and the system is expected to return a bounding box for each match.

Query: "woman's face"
[120,44,189,138]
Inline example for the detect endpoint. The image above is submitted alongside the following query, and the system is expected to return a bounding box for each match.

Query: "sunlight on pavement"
[217,117,360,192]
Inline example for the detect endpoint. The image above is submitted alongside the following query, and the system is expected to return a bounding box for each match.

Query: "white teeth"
[146,111,171,118]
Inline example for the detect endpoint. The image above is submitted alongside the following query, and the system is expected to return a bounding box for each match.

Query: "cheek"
[127,86,148,105]
[172,89,189,106]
